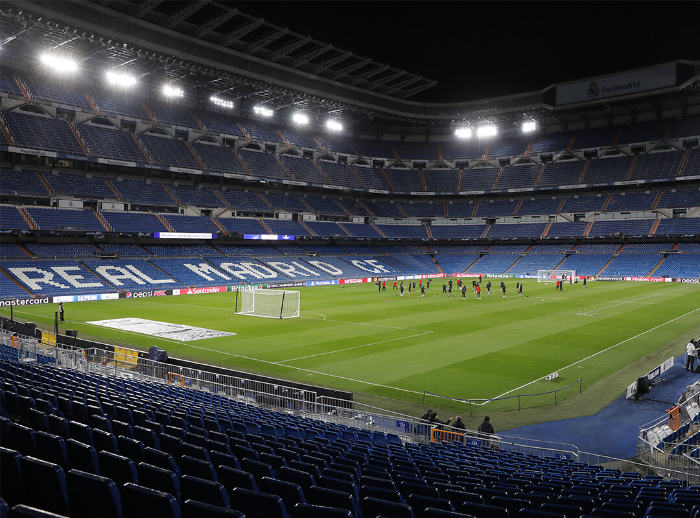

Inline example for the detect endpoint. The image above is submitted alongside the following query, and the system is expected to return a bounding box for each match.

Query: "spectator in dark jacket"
[478,416,494,435]
[445,416,466,430]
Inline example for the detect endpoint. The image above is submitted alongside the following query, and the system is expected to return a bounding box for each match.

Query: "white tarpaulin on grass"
[87,317,236,341]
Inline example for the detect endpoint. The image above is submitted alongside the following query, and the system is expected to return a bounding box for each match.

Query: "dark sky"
[231,1,700,103]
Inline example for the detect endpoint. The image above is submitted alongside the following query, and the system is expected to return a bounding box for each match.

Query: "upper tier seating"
[430,225,486,239]
[317,161,361,189]
[215,218,269,235]
[605,192,658,212]
[279,155,326,184]
[584,156,632,184]
[219,190,272,213]
[201,114,245,137]
[3,112,84,155]
[423,169,459,192]
[490,244,530,254]
[375,225,429,239]
[0,243,29,258]
[618,121,667,145]
[575,244,622,254]
[487,136,528,157]
[560,195,606,213]
[461,167,500,191]
[475,200,518,218]
[42,172,116,201]
[530,134,570,154]
[150,106,195,128]
[496,164,541,189]
[238,150,288,180]
[656,217,700,235]
[300,197,346,216]
[631,151,682,181]
[25,244,99,258]
[92,94,148,119]
[0,168,49,198]
[517,197,563,216]
[508,254,563,275]
[24,79,92,110]
[656,189,700,209]
[588,219,655,237]
[436,254,480,274]
[167,185,222,208]
[538,161,584,188]
[620,243,672,253]
[25,207,106,232]
[487,223,548,238]
[241,122,284,144]
[279,129,320,149]
[401,202,444,218]
[192,142,249,175]
[545,221,589,237]
[77,124,146,163]
[560,253,615,276]
[446,202,476,218]
[161,214,221,234]
[351,166,391,191]
[338,223,383,238]
[384,169,423,193]
[468,254,519,274]
[262,219,312,237]
[682,148,700,176]
[262,193,308,213]
[0,206,31,230]
[305,221,348,237]
[100,212,168,233]
[139,134,200,170]
[111,179,177,207]
[373,201,404,218]
[0,74,24,96]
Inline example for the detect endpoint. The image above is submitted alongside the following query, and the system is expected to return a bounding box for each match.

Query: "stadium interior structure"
[2,1,700,517]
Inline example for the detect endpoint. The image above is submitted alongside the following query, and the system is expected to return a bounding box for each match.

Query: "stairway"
[211,217,227,235]
[650,219,660,236]
[418,169,428,192]
[68,122,91,156]
[0,113,16,146]
[35,172,56,197]
[378,168,395,191]
[344,164,367,189]
[184,141,207,170]
[370,223,387,238]
[648,256,666,277]
[232,149,254,175]
[456,168,464,191]
[583,221,594,237]
[491,166,506,189]
[678,148,691,177]
[162,185,180,206]
[104,179,125,202]
[257,193,275,212]
[273,154,296,181]
[131,133,154,163]
[18,208,37,230]
[93,210,112,231]
[594,256,615,277]
[578,158,591,184]
[601,195,612,213]
[259,219,272,233]
[156,214,174,232]
[541,222,553,238]
[299,220,316,236]
[624,154,639,181]
[513,200,523,216]
[212,190,232,210]
[312,160,333,184]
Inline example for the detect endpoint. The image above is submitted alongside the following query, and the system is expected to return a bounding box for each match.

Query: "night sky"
[229,1,700,103]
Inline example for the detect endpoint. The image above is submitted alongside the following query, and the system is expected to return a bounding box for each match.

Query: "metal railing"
[422,378,583,414]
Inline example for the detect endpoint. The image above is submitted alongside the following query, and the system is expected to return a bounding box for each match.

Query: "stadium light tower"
[210,95,233,109]
[106,70,137,87]
[522,120,538,133]
[455,127,472,139]
[326,120,342,132]
[40,54,78,74]
[163,84,183,98]
[477,125,497,138]
[292,113,309,125]
[254,105,273,117]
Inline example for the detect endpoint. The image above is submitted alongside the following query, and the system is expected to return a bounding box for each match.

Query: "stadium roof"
[1,1,700,137]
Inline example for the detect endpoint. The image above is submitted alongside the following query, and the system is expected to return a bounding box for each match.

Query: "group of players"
[376,276,524,299]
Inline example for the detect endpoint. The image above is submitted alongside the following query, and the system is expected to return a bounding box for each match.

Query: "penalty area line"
[481,305,700,405]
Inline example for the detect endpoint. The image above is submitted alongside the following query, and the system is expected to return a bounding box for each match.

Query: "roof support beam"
[221,18,264,46]
[196,8,238,37]
[385,75,423,95]
[399,80,438,99]
[332,57,373,80]
[313,51,353,74]
[292,43,333,68]
[367,69,407,90]
[246,28,288,53]
[167,0,209,28]
[135,0,164,18]
[349,64,389,85]
[270,35,311,61]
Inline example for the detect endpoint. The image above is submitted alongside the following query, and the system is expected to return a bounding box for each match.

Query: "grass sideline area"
[3,278,699,427]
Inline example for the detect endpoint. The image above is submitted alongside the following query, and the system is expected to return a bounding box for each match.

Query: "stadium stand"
[100,212,168,233]
[81,259,185,290]
[77,123,147,163]
[0,206,32,230]
[110,179,178,207]
[42,172,116,201]
[3,111,85,155]
[139,134,201,170]
[2,260,110,296]
[192,142,249,175]
[0,168,51,198]
[161,214,221,234]
[25,207,106,232]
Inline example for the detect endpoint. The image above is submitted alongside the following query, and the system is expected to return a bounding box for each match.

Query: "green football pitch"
[4,279,700,428]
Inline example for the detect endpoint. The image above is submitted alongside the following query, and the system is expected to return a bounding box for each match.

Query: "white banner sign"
[556,63,677,105]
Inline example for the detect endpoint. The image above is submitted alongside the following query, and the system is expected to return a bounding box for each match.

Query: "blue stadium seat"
[217,465,259,493]
[308,485,359,518]
[34,432,68,470]
[180,475,230,509]
[98,451,139,487]
[66,439,100,474]
[137,463,181,505]
[0,447,25,507]
[66,469,121,518]
[261,477,308,508]
[361,496,415,518]
[291,503,352,518]
[181,500,245,518]
[20,457,71,516]
[121,483,181,518]
[230,486,292,518]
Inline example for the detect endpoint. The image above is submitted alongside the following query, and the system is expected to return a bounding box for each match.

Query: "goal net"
[537,270,577,283]
[235,289,300,319]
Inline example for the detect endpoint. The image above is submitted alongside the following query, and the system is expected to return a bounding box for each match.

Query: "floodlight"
[455,127,472,139]
[254,105,273,117]
[477,125,497,138]
[163,84,183,98]
[106,70,136,87]
[210,95,233,109]
[292,113,309,125]
[326,120,342,132]
[40,54,78,74]
[522,121,537,133]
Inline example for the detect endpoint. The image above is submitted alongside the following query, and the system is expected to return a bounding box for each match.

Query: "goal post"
[235,289,300,319]
[537,269,577,283]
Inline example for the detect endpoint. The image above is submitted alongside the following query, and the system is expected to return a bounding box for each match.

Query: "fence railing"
[422,378,583,414]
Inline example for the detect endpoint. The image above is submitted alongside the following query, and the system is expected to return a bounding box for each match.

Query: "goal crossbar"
[537,269,577,283]
[235,289,300,319]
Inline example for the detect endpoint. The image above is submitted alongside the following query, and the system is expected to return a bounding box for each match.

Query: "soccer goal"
[537,270,577,283]
[235,289,300,319]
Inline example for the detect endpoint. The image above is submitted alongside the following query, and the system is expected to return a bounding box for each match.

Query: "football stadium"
[1,1,700,516]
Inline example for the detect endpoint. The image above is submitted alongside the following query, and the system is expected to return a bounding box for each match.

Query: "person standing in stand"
[59,302,65,322]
